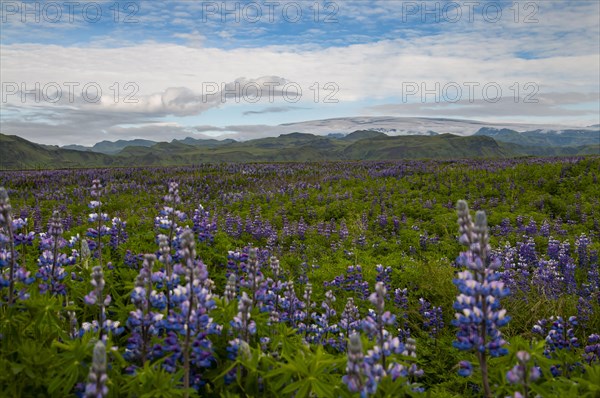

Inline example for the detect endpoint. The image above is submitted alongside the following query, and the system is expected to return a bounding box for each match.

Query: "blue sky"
[1,0,599,145]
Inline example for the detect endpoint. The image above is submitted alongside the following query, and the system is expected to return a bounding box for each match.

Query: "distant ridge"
[63,139,157,154]
[474,127,599,147]
[341,130,387,141]
[172,137,237,147]
[1,129,598,170]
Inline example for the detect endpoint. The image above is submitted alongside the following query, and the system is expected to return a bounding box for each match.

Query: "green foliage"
[0,157,599,396]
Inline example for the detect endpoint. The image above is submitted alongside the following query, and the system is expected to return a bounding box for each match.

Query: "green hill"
[0,134,115,169]
[1,131,598,170]
[474,127,600,147]
[342,134,510,160]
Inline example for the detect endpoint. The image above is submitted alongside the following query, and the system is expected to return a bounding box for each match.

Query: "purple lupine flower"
[457,360,472,377]
[342,333,366,394]
[302,282,314,316]
[453,200,510,398]
[555,241,577,294]
[36,250,70,296]
[294,279,311,333]
[125,254,166,365]
[297,217,307,240]
[533,315,580,376]
[242,248,263,307]
[12,217,35,248]
[0,187,18,304]
[402,337,417,358]
[224,273,237,304]
[88,179,110,266]
[516,215,525,232]
[539,220,551,237]
[124,250,142,269]
[517,237,537,268]
[532,260,563,299]
[392,216,400,235]
[83,265,114,339]
[36,211,71,296]
[310,290,339,348]
[0,248,34,302]
[356,234,367,247]
[375,264,392,294]
[67,303,79,339]
[498,218,513,236]
[419,298,444,340]
[419,233,429,251]
[506,350,540,398]
[525,218,537,236]
[108,217,128,250]
[231,291,256,343]
[575,233,591,271]
[363,282,396,368]
[167,228,218,392]
[267,256,284,324]
[339,265,370,299]
[585,250,599,294]
[393,288,410,339]
[84,340,108,398]
[583,334,600,364]
[378,213,388,229]
[546,316,579,353]
[224,337,252,385]
[342,333,385,397]
[280,280,302,328]
[192,205,217,244]
[577,296,592,330]
[0,192,35,302]
[339,220,349,241]
[340,297,361,344]
[547,237,561,260]
[163,181,181,204]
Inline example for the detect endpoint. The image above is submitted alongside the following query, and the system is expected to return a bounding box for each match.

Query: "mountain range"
[0,117,598,169]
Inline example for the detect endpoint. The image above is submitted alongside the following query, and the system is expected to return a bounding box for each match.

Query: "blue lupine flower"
[457,360,472,377]
[452,200,510,397]
[533,315,579,365]
[584,334,600,364]
[342,333,367,395]
[125,254,167,365]
[506,350,540,398]
[84,340,108,398]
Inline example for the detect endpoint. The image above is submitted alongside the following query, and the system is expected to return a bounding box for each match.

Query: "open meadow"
[0,156,599,397]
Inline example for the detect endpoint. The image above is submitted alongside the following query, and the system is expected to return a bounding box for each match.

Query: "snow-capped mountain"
[276,117,597,137]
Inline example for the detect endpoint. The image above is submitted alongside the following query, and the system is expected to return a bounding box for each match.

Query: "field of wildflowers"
[0,157,599,397]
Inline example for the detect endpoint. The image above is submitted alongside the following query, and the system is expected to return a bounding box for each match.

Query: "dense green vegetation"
[0,156,599,397]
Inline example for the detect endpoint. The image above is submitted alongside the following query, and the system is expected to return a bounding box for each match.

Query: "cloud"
[2,76,294,117]
[1,2,598,144]
[365,92,600,119]
[172,30,206,48]
[243,106,309,116]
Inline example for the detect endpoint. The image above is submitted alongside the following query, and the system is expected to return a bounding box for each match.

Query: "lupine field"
[1,156,599,398]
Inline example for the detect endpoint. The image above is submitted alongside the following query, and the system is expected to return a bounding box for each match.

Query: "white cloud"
[1,1,598,144]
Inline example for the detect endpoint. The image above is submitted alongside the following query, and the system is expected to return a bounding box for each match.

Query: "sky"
[1,0,599,145]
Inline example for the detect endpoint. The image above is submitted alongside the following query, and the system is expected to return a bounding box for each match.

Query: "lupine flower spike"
[84,340,109,398]
[453,200,510,398]
[0,187,16,304]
